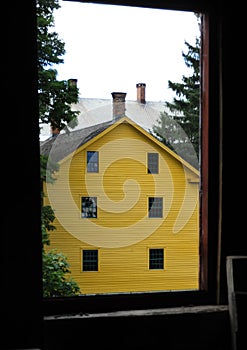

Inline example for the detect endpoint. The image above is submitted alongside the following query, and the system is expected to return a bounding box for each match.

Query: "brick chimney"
[68,78,77,87]
[50,125,60,138]
[111,92,127,120]
[136,83,146,104]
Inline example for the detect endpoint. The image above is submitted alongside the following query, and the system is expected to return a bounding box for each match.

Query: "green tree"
[151,34,201,169]
[37,0,81,297]
[37,0,80,133]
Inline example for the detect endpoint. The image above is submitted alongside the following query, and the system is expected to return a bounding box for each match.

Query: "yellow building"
[41,90,200,295]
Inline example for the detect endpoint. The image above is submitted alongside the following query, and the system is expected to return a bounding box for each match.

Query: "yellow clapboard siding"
[44,120,200,294]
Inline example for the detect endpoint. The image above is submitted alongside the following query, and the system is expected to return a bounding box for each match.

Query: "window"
[87,151,99,172]
[82,250,98,271]
[149,248,164,269]
[147,153,159,174]
[148,197,163,218]
[6,0,232,347]
[81,197,97,218]
[41,0,220,316]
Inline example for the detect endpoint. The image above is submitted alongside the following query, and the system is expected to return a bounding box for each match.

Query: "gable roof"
[40,115,199,176]
[40,118,114,163]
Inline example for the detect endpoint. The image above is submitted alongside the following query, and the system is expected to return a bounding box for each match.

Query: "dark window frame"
[149,248,164,270]
[42,0,221,316]
[81,196,97,218]
[82,250,99,271]
[147,152,159,174]
[87,151,99,173]
[148,197,163,218]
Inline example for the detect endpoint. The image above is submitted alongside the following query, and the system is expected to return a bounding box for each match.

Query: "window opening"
[147,153,159,174]
[148,197,163,218]
[82,250,98,271]
[87,151,99,172]
[39,0,212,311]
[149,248,164,269]
[81,197,97,218]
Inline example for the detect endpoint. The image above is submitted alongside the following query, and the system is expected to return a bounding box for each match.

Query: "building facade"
[41,113,200,295]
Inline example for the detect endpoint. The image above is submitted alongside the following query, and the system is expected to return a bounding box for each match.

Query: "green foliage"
[43,250,81,297]
[41,202,81,296]
[37,0,80,132]
[151,33,201,169]
[37,0,81,297]
[41,205,56,246]
[40,154,59,185]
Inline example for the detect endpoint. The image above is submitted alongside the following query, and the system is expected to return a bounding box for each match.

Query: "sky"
[53,1,200,102]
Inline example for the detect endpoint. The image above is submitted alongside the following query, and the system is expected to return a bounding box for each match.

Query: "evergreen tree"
[37,0,81,297]
[37,0,80,133]
[151,34,201,169]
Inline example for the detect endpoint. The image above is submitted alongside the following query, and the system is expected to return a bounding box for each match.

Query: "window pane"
[148,153,159,174]
[81,197,97,218]
[87,151,99,172]
[83,250,98,271]
[148,197,163,218]
[40,1,203,299]
[149,249,164,269]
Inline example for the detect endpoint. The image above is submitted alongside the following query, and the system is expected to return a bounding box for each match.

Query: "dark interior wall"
[3,0,43,349]
[221,13,247,254]
[3,1,246,349]
[43,308,231,350]
[217,4,247,305]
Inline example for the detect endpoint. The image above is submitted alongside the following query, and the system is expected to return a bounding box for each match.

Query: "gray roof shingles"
[40,119,115,162]
[40,97,168,162]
